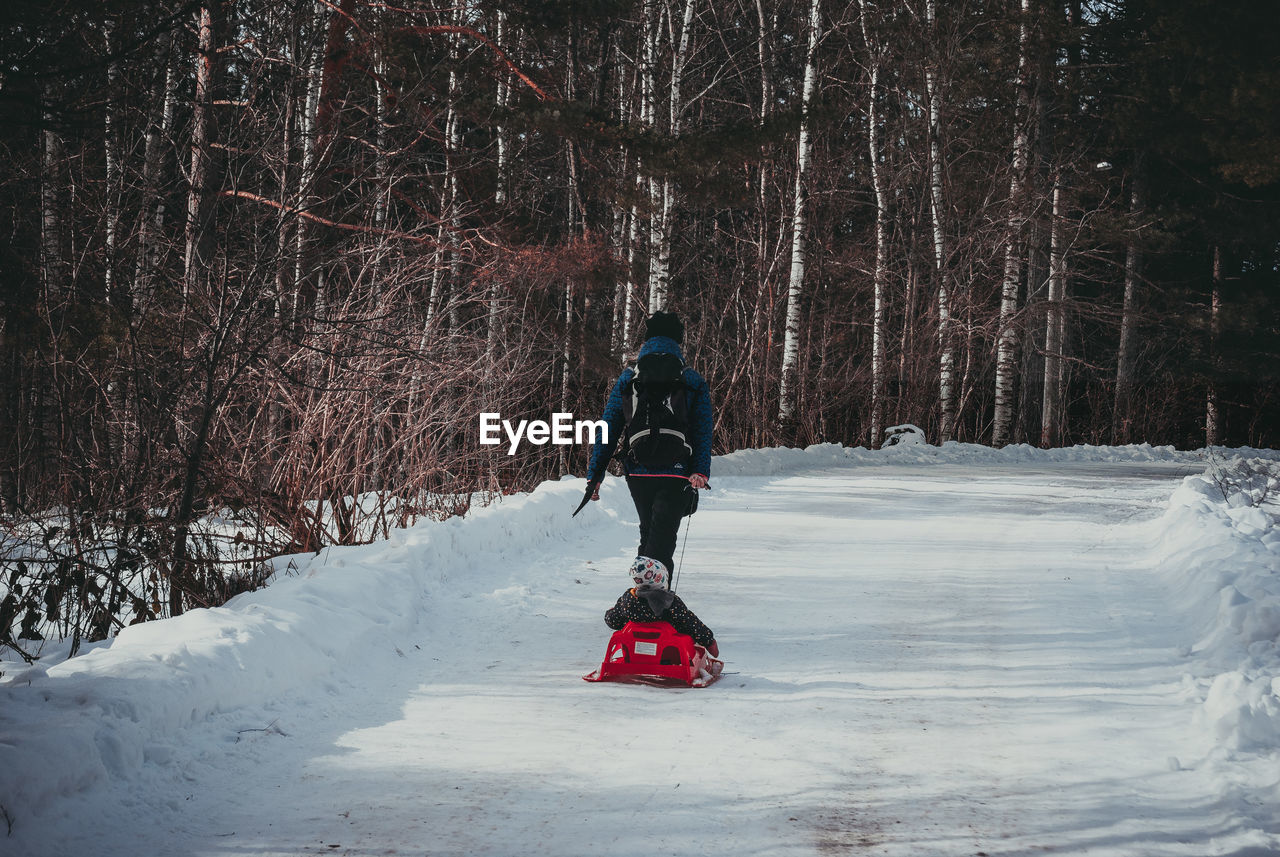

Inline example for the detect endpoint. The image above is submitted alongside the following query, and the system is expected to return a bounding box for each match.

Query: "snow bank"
[0,474,633,832]
[1145,457,1280,753]
[712,439,1206,478]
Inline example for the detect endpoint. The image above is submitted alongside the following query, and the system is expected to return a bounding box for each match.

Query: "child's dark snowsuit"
[604,588,716,648]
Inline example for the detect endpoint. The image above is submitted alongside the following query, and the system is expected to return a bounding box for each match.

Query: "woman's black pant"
[626,476,691,583]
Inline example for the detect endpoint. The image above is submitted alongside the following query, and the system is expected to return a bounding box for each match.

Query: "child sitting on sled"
[605,556,719,657]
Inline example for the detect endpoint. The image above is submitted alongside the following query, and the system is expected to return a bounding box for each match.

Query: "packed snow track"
[5,449,1280,856]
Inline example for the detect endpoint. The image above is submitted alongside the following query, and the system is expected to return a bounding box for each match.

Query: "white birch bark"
[494,9,511,210]
[446,20,463,341]
[487,10,513,374]
[778,0,822,425]
[183,2,218,302]
[560,276,574,472]
[293,4,325,323]
[925,0,956,442]
[859,0,888,447]
[991,0,1033,446]
[372,5,390,243]
[642,0,664,311]
[755,0,774,121]
[561,29,578,472]
[101,16,130,467]
[615,46,641,360]
[647,0,697,312]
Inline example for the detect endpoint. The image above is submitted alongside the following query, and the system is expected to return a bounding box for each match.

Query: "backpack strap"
[621,366,639,423]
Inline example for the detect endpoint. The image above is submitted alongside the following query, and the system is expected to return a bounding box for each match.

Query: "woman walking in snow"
[583,311,713,583]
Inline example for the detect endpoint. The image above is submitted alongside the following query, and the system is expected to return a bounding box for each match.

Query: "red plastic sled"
[583,621,724,688]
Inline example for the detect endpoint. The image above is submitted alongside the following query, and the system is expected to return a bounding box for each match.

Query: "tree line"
[1,0,1277,655]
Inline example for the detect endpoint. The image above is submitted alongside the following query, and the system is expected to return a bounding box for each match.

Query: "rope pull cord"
[672,507,692,593]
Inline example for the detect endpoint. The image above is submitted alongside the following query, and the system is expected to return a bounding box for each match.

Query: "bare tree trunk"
[428,9,465,342]
[372,4,391,247]
[643,0,667,310]
[135,27,179,307]
[754,0,776,427]
[494,9,512,210]
[897,262,919,425]
[1206,245,1222,447]
[184,1,222,303]
[859,0,887,447]
[313,0,356,158]
[292,5,325,323]
[616,42,640,358]
[174,0,226,615]
[566,26,581,236]
[640,0,655,311]
[778,0,821,427]
[561,26,579,472]
[1112,157,1144,444]
[649,0,697,312]
[101,15,130,472]
[625,198,640,349]
[560,277,574,472]
[1022,213,1046,441]
[992,0,1033,447]
[611,204,627,356]
[293,0,354,323]
[1040,177,1064,447]
[41,96,66,300]
[925,0,955,443]
[608,48,630,359]
[103,17,121,304]
[755,0,775,122]
[486,10,513,373]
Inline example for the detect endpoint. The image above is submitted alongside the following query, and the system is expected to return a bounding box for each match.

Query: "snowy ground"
[4,443,1280,856]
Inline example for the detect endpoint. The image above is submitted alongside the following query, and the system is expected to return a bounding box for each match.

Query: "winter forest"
[1,0,1278,654]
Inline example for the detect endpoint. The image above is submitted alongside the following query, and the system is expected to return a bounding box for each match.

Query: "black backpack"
[622,351,693,470]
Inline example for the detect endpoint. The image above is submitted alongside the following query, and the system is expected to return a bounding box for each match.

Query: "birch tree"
[642,0,664,310]
[859,0,888,447]
[1112,157,1144,444]
[1206,246,1222,447]
[134,26,179,306]
[290,4,325,323]
[1039,178,1065,447]
[651,0,699,311]
[172,0,228,616]
[991,0,1034,446]
[103,17,121,304]
[778,0,822,426]
[183,1,222,303]
[486,8,513,372]
[925,0,956,442]
[40,95,66,300]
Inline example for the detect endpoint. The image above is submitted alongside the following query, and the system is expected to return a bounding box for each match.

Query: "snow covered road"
[8,454,1280,856]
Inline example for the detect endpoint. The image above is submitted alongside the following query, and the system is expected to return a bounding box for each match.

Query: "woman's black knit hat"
[644,311,684,344]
